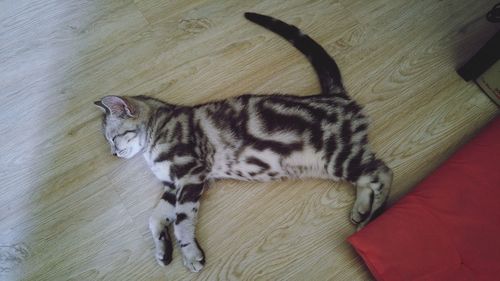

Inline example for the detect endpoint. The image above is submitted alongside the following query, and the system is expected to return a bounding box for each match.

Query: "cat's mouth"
[115,149,128,158]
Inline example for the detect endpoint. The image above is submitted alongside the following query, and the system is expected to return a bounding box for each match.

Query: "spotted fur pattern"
[95,13,392,272]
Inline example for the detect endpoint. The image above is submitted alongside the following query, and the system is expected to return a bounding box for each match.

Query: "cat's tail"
[244,12,345,96]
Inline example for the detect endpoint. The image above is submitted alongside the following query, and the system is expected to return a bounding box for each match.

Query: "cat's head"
[94,96,148,159]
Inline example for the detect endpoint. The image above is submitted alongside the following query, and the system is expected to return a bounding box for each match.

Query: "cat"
[94,12,392,272]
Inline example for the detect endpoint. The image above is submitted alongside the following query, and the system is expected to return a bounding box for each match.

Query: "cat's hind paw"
[350,203,370,226]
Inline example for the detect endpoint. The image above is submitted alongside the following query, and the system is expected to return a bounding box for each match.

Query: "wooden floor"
[1,0,498,280]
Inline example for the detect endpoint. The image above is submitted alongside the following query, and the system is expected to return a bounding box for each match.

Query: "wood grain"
[0,0,498,280]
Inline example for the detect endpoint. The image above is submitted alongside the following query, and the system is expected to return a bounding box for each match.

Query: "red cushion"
[348,117,500,281]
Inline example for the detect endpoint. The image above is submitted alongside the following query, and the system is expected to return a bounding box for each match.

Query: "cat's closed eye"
[108,130,138,156]
[112,130,137,142]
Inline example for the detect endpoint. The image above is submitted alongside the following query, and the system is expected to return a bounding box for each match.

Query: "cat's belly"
[208,147,332,181]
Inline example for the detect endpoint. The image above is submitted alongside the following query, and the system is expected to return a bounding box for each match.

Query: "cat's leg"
[351,184,373,225]
[173,177,206,272]
[149,182,176,266]
[354,159,393,230]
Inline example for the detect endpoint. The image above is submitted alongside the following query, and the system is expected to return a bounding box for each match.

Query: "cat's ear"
[94,100,110,114]
[95,96,136,118]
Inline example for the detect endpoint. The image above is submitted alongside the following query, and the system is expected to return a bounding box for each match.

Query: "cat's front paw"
[155,252,172,266]
[155,234,173,266]
[181,244,205,272]
[156,250,173,266]
[183,255,205,272]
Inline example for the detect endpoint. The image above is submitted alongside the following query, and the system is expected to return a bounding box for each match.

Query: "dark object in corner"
[457,31,500,81]
[457,4,500,106]
[487,3,500,22]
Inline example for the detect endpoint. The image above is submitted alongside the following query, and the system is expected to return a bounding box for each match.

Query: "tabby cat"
[94,13,392,272]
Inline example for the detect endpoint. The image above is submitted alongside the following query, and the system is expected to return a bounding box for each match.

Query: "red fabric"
[348,116,500,281]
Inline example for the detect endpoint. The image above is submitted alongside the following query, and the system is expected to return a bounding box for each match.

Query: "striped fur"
[95,13,392,272]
